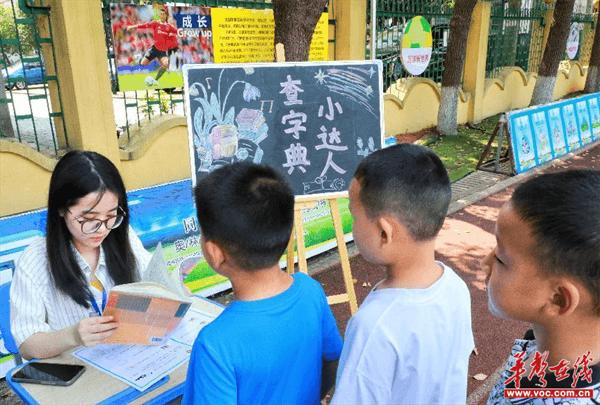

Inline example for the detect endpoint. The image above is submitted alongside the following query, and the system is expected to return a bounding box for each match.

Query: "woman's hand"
[77,316,118,346]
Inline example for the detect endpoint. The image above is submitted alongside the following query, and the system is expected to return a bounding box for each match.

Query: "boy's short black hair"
[194,162,294,270]
[511,169,600,313]
[354,143,451,241]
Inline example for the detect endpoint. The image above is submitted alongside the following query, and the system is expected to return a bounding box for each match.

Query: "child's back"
[334,262,473,404]
[182,162,342,405]
[332,144,474,404]
[184,272,340,404]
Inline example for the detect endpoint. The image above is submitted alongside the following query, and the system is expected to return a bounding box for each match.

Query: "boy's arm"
[320,359,338,399]
[320,290,343,398]
[182,334,237,405]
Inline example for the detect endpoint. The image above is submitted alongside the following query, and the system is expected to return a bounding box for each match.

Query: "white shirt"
[10,230,151,347]
[331,262,474,405]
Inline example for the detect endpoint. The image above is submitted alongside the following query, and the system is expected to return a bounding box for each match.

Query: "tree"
[437,0,478,135]
[530,0,576,105]
[272,0,328,61]
[583,13,600,93]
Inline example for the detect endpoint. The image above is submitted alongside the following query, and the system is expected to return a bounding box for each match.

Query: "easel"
[476,114,516,176]
[276,43,358,314]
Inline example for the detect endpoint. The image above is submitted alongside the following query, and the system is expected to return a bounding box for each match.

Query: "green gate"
[370,0,454,90]
[0,0,67,156]
[486,0,547,78]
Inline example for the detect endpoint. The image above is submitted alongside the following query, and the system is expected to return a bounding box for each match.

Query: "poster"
[561,103,582,151]
[211,8,328,63]
[183,61,384,196]
[575,100,593,145]
[587,95,600,139]
[530,111,553,163]
[110,4,328,91]
[547,107,567,157]
[400,16,433,76]
[111,4,213,91]
[509,114,537,173]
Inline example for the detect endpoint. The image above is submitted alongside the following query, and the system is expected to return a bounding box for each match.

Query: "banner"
[110,4,328,91]
[507,93,599,173]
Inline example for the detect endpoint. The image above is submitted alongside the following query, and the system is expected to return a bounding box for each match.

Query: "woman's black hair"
[46,150,137,308]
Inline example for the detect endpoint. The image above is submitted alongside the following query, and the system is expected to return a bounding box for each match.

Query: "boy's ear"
[203,239,226,271]
[377,216,394,246]
[547,281,580,317]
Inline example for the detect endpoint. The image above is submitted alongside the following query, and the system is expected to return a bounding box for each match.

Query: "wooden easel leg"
[286,225,295,275]
[328,198,358,314]
[294,207,309,274]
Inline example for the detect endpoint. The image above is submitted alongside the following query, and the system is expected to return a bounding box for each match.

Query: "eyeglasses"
[67,206,126,235]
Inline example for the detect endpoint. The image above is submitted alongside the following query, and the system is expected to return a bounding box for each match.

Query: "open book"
[102,244,193,345]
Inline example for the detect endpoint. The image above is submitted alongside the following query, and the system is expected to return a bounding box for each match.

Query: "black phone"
[12,363,86,386]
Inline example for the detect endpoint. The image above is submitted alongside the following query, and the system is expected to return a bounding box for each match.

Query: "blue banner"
[507,92,599,173]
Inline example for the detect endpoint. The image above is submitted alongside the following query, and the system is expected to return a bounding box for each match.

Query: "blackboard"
[183,61,384,197]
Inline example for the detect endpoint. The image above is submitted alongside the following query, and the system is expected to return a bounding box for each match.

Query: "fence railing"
[486,0,548,78]
[0,0,67,156]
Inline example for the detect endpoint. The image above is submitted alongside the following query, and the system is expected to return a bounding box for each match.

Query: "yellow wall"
[0,142,55,215]
[119,117,191,190]
[384,78,470,137]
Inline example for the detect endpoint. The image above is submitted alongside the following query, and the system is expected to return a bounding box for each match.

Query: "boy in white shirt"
[332,144,474,405]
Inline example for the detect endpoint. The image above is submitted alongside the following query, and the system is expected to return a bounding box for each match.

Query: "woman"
[10,151,151,359]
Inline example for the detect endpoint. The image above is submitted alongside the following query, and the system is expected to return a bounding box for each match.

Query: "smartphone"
[12,363,86,386]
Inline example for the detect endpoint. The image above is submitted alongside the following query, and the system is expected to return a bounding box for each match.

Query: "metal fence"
[486,0,548,78]
[103,0,335,141]
[0,0,67,156]
[571,6,596,65]
[369,0,454,90]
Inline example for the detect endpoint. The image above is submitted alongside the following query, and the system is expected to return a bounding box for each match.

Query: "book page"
[142,243,189,298]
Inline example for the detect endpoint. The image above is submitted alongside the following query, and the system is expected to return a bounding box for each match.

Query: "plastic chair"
[0,282,20,356]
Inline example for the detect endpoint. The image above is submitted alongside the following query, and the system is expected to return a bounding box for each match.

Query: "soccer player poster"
[110,4,213,91]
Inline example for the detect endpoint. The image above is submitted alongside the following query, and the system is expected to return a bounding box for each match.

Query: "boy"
[484,170,600,403]
[182,162,342,405]
[332,144,474,405]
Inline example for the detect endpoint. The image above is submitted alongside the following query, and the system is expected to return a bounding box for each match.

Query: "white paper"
[73,342,191,391]
[72,304,218,391]
[168,308,216,347]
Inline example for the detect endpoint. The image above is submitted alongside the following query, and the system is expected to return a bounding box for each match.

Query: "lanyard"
[88,289,107,317]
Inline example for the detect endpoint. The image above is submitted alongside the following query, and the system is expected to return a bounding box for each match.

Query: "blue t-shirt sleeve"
[320,286,343,362]
[182,331,237,405]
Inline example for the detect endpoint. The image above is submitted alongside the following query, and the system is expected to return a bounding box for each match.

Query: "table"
[6,296,224,405]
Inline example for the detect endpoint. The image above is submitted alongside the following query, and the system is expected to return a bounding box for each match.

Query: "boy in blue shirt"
[182,162,342,405]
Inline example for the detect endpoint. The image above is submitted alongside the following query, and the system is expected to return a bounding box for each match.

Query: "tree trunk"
[530,0,576,105]
[584,16,600,93]
[273,0,328,61]
[0,72,14,138]
[437,0,478,136]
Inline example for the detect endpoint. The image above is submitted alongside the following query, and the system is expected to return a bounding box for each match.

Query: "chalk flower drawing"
[190,69,267,172]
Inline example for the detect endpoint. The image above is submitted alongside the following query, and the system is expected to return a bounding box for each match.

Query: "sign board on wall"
[183,61,384,197]
[400,16,433,76]
[507,93,599,173]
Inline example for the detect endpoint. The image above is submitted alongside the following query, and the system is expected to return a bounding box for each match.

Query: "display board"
[507,93,599,173]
